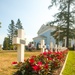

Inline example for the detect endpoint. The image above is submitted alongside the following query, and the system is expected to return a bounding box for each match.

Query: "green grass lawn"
[62,51,75,75]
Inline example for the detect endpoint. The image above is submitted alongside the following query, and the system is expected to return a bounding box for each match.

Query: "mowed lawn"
[62,51,75,75]
[0,50,41,75]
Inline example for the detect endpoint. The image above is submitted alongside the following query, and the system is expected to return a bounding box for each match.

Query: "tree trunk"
[66,0,70,48]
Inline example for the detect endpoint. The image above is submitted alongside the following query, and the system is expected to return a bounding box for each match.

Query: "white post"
[41,40,45,53]
[50,42,53,52]
[54,44,57,52]
[18,29,24,39]
[17,29,25,62]
[13,29,25,62]
[17,44,24,62]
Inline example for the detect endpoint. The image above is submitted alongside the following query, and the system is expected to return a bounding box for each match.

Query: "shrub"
[13,50,68,75]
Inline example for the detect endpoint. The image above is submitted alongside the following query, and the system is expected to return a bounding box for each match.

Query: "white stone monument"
[54,44,57,52]
[40,40,45,52]
[12,29,25,62]
[50,42,53,52]
[58,45,61,52]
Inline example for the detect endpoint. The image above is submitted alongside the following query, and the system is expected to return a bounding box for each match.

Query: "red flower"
[29,58,35,65]
[32,65,41,72]
[48,51,52,54]
[12,61,17,64]
[48,57,53,61]
[43,52,47,55]
[44,64,48,69]
[37,61,42,66]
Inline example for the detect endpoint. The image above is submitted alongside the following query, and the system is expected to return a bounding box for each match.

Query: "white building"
[33,24,56,49]
[33,24,75,49]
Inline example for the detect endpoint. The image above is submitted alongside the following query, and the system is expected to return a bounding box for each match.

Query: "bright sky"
[0,0,58,45]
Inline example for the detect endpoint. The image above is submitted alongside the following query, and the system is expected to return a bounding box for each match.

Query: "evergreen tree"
[7,19,24,50]
[48,0,75,47]
[8,20,16,45]
[15,19,23,35]
[3,37,9,50]
[16,19,23,29]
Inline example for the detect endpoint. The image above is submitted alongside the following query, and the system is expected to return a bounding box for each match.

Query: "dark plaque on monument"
[20,39,25,44]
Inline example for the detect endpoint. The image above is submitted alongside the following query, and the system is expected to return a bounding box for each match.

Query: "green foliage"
[62,51,75,75]
[48,0,75,47]
[8,20,16,45]
[15,19,23,35]
[3,37,9,50]
[13,50,68,75]
[3,37,14,50]
[16,19,23,29]
[9,45,14,50]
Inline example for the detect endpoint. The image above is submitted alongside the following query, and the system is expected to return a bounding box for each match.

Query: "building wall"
[40,30,56,47]
[34,38,41,47]
[33,29,56,49]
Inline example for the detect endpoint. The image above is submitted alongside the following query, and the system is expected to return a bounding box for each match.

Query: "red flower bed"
[13,49,68,75]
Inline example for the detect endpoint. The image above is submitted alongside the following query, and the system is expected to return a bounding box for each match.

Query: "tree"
[15,19,23,35]
[8,20,16,45]
[7,19,24,50]
[3,37,9,50]
[16,19,23,29]
[48,0,75,47]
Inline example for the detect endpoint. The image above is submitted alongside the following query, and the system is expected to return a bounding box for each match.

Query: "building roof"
[33,35,47,40]
[37,24,56,35]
